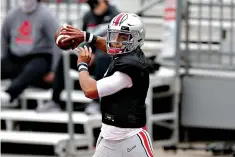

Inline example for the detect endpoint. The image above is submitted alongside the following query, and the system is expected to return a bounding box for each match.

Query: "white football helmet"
[106,12,146,55]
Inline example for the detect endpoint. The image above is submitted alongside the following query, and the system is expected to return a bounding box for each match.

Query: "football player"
[61,12,154,157]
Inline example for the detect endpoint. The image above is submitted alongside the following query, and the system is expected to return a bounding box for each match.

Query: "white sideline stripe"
[0,131,88,146]
[0,110,101,124]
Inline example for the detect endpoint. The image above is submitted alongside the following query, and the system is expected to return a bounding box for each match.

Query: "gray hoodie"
[1,3,61,71]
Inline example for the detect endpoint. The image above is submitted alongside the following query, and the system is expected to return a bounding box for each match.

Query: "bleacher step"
[1,110,101,126]
[0,131,88,146]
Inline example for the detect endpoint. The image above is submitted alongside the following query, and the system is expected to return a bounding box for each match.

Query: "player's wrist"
[85,32,97,45]
[77,62,88,72]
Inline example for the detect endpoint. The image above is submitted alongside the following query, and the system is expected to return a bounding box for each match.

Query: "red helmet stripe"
[114,13,126,26]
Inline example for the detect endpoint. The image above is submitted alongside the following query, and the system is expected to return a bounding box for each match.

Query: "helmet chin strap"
[19,0,38,13]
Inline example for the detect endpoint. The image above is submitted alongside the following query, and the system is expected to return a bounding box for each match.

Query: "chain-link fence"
[182,0,235,71]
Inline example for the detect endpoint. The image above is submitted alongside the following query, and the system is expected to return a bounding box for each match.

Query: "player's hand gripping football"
[76,45,92,65]
[60,25,85,49]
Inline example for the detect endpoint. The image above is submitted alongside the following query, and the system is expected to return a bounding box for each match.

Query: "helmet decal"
[119,14,128,26]
[113,13,127,26]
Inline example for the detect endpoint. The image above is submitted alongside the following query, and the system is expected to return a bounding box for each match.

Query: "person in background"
[37,0,119,113]
[1,0,61,108]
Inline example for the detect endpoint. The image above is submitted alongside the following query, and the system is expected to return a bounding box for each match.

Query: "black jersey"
[100,48,150,128]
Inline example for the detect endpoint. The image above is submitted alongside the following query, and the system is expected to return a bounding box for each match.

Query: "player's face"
[109,33,130,48]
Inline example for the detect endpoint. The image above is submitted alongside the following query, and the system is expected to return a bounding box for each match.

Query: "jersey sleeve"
[97,71,133,98]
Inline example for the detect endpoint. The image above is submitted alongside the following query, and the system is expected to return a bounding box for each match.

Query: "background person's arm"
[42,9,62,73]
[1,11,12,58]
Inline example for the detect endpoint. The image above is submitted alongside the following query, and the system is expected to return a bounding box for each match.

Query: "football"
[54,26,73,50]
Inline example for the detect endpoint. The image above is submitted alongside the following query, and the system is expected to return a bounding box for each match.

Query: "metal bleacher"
[0,0,213,155]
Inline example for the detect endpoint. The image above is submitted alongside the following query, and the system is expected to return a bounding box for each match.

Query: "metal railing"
[183,0,235,71]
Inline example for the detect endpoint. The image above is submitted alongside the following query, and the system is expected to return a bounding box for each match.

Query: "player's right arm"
[60,25,107,53]
[76,46,132,99]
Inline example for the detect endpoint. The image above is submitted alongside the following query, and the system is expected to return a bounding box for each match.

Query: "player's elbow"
[84,89,99,99]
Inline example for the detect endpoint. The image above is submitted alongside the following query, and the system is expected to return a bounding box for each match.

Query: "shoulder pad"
[113,55,148,77]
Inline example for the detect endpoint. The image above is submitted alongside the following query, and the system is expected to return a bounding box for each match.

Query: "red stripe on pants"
[139,131,154,157]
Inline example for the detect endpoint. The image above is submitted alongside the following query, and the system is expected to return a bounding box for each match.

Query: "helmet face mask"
[106,13,146,56]
[106,29,135,55]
